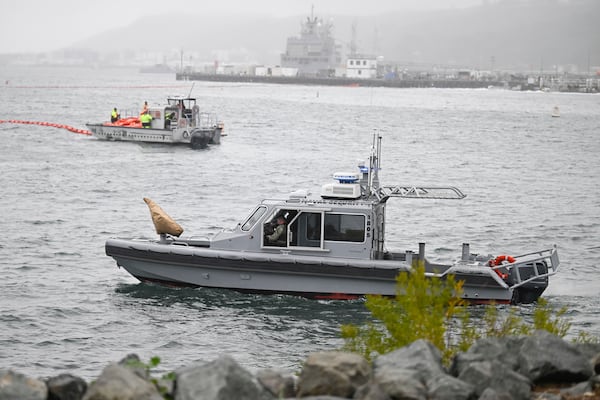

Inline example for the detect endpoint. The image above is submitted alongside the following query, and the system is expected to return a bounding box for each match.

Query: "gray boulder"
[46,373,87,400]
[372,367,427,400]
[287,397,349,399]
[82,363,163,400]
[296,351,370,398]
[477,387,515,400]
[255,368,296,398]
[174,354,273,400]
[353,382,392,400]
[118,354,149,380]
[450,336,524,377]
[0,369,47,400]
[558,380,592,398]
[425,373,477,400]
[592,353,600,375]
[368,339,477,400]
[457,360,531,400]
[371,339,450,400]
[374,339,446,378]
[518,330,594,383]
[573,342,600,375]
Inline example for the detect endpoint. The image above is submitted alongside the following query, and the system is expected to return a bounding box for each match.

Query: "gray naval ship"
[106,134,559,304]
[280,9,342,77]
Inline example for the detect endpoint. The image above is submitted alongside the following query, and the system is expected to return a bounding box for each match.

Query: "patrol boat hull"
[105,134,559,304]
[106,237,556,304]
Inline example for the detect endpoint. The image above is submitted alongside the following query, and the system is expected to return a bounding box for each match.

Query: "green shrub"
[531,297,570,337]
[341,264,594,364]
[341,262,467,362]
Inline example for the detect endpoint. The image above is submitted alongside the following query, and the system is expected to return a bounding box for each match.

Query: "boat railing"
[489,246,559,289]
[377,185,466,201]
[195,112,219,129]
[177,112,218,129]
[117,109,139,119]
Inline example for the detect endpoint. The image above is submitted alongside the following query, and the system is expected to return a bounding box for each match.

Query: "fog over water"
[2,0,598,71]
[1,0,473,53]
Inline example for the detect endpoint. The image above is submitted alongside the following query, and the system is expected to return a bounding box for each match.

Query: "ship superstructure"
[280,9,342,77]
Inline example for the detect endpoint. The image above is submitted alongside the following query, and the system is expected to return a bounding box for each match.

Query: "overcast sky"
[0,0,480,54]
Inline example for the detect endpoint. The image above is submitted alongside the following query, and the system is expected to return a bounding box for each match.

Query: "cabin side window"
[324,213,365,242]
[241,206,267,231]
[263,209,298,247]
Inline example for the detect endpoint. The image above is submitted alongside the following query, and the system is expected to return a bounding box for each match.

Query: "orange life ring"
[492,255,516,265]
[489,255,515,279]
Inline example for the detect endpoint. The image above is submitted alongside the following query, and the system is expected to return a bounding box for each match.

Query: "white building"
[346,55,378,79]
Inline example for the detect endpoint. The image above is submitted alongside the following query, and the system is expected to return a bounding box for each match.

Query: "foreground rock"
[1,331,600,400]
[297,351,370,398]
[175,354,273,400]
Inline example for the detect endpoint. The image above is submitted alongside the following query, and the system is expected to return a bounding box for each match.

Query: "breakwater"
[3,332,599,400]
[176,72,600,92]
[176,72,501,89]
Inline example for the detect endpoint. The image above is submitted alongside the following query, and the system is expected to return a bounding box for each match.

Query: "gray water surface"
[1,66,599,380]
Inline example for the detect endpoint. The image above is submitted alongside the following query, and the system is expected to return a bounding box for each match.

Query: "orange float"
[488,255,516,279]
[0,119,92,135]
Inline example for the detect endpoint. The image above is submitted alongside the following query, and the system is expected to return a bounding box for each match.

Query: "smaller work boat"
[86,96,223,149]
[105,134,559,304]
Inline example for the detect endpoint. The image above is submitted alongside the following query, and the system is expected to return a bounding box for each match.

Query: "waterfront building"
[346,55,379,79]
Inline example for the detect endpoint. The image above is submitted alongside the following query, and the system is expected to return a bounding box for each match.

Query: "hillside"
[70,0,599,71]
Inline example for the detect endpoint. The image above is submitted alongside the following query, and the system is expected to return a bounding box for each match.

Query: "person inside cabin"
[110,107,120,123]
[266,216,287,245]
[140,110,152,128]
[165,111,175,129]
[175,100,183,117]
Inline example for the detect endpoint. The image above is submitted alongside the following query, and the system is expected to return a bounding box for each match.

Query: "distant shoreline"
[176,72,501,89]
[176,72,599,93]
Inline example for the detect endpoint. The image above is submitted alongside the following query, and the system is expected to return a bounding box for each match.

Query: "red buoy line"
[0,119,92,135]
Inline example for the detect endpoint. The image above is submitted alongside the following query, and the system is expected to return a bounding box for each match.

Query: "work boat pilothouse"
[106,135,559,304]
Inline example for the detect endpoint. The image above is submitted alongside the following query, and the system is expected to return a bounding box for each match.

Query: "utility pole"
[180,49,184,73]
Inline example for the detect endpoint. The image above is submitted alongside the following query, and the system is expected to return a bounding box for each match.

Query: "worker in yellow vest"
[110,107,120,123]
[140,110,152,128]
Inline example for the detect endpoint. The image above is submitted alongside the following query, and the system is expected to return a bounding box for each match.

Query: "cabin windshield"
[241,206,267,231]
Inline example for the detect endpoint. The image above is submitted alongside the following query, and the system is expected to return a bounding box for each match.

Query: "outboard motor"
[510,260,549,304]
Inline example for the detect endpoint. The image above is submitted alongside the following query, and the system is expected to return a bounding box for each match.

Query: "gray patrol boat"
[106,135,559,304]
